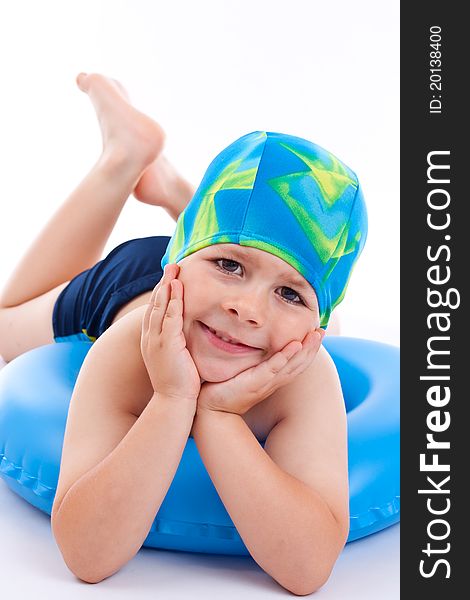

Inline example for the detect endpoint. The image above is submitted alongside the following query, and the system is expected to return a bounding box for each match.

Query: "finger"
[161,279,184,338]
[255,334,315,383]
[157,263,178,289]
[143,263,180,334]
[288,331,327,380]
[142,265,171,334]
[247,341,300,385]
[268,331,316,362]
[142,286,159,334]
[218,340,300,408]
[300,329,323,353]
[149,279,173,336]
[278,330,323,372]
[142,287,159,335]
[292,329,323,354]
[230,332,323,406]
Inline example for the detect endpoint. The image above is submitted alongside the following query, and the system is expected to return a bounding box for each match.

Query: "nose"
[221,289,266,326]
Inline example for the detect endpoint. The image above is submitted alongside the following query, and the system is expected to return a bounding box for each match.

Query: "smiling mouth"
[207,325,245,345]
[198,321,261,352]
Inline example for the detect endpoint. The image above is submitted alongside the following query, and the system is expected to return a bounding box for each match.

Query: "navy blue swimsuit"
[52,236,170,343]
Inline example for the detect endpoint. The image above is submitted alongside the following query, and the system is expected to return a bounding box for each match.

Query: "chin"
[185,319,266,383]
[193,355,242,383]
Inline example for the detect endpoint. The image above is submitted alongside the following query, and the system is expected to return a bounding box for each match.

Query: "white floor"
[0,476,399,598]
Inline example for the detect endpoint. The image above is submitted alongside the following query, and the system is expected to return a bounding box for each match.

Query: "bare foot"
[76,72,165,169]
[133,154,194,216]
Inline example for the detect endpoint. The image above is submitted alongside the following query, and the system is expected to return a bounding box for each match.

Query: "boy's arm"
[51,307,197,584]
[191,346,348,596]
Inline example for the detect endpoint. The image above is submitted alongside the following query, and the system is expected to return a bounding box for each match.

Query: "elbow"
[74,572,105,585]
[282,523,349,596]
[281,568,331,596]
[64,551,121,584]
[74,570,114,585]
[62,553,116,584]
[64,551,116,585]
[53,540,104,584]
[273,553,335,596]
[53,544,104,584]
[57,545,119,585]
[51,512,116,584]
[76,561,124,584]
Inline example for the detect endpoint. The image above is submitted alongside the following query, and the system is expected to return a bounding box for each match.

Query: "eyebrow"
[214,245,316,295]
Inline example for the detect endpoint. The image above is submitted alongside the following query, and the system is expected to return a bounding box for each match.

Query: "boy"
[0,73,367,594]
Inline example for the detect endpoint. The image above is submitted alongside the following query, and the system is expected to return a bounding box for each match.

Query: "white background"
[0,1,399,597]
[0,0,399,348]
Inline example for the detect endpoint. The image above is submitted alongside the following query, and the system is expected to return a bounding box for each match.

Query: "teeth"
[209,326,238,345]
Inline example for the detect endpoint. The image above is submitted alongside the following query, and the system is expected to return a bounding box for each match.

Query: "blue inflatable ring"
[0,336,399,555]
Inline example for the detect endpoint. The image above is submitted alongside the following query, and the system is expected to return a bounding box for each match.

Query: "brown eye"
[211,258,241,275]
[214,258,242,274]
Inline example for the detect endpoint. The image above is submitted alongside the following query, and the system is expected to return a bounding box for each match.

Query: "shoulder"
[86,303,153,417]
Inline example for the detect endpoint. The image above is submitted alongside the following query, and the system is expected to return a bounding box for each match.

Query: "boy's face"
[175,243,320,383]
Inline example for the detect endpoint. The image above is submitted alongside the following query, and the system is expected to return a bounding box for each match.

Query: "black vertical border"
[401,3,465,597]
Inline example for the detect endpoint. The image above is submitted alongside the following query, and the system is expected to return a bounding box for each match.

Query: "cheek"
[268,314,314,350]
[179,276,215,339]
[178,274,205,314]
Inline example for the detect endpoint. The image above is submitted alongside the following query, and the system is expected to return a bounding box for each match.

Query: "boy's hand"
[196,328,326,416]
[140,263,201,406]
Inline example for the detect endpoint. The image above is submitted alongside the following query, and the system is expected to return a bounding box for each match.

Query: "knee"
[0,302,55,363]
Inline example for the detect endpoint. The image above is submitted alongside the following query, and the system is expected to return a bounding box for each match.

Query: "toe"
[76,72,88,91]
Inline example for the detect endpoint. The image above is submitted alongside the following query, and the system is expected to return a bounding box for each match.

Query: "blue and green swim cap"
[161,131,368,328]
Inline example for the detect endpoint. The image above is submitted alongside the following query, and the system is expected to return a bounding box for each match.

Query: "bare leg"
[0,155,147,308]
[0,73,190,308]
[133,154,195,221]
